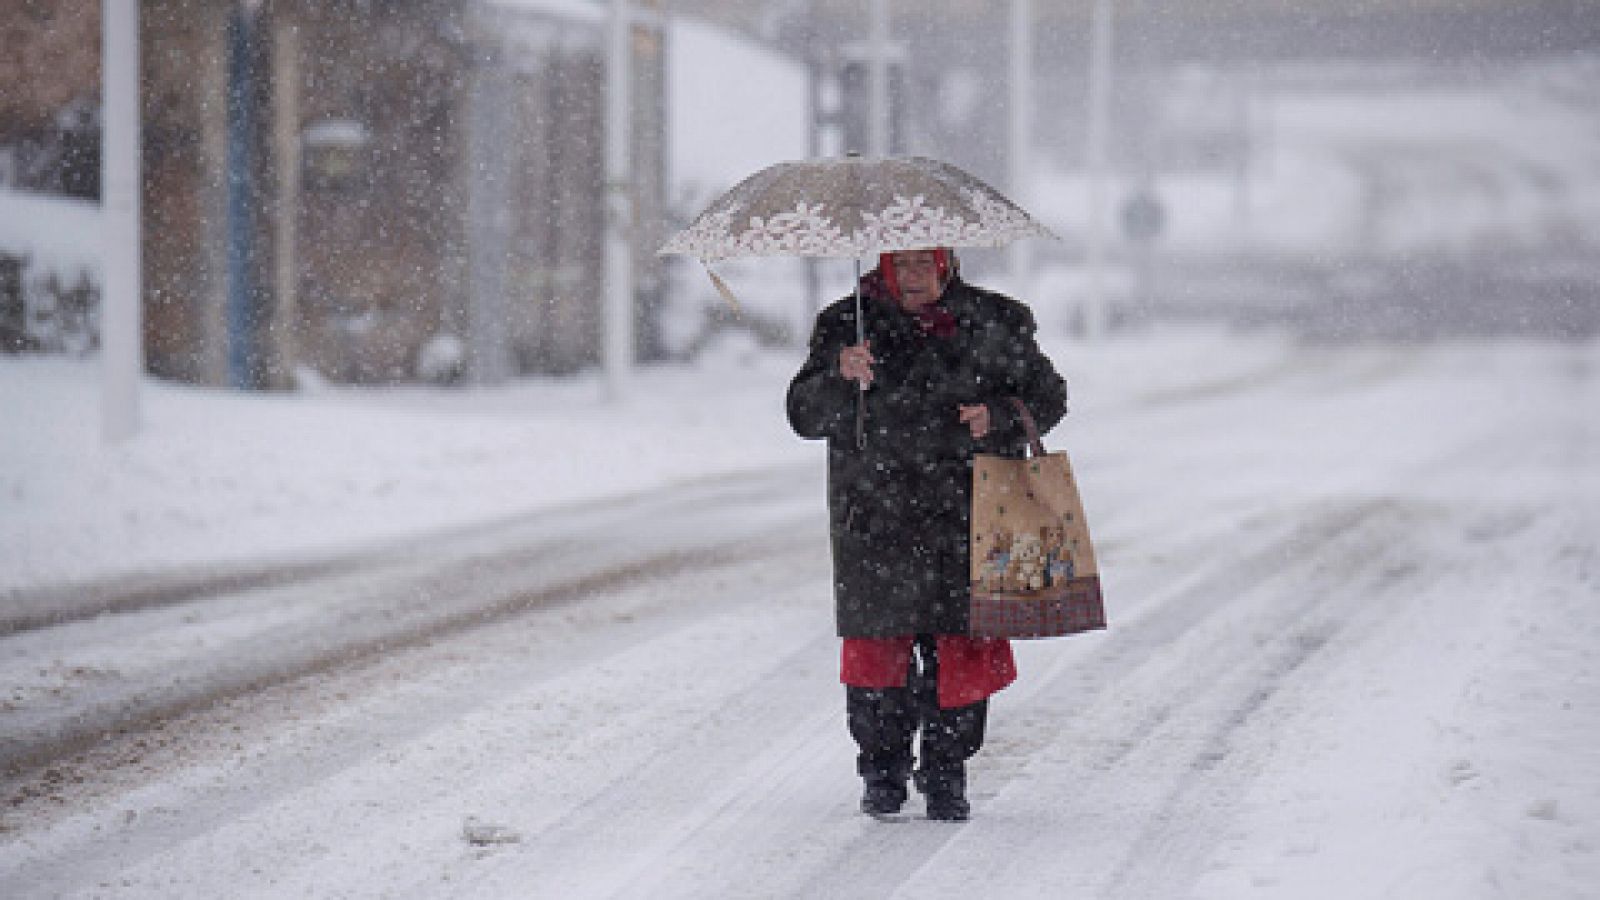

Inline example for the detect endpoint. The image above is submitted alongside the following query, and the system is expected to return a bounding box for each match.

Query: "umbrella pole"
[854,256,866,450]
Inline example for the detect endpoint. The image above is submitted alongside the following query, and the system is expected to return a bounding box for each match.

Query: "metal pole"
[1082,0,1114,339]
[466,48,511,385]
[101,0,142,442]
[802,7,822,323]
[1008,0,1033,300]
[867,0,889,158]
[604,0,634,402]
[272,18,300,389]
[226,1,263,389]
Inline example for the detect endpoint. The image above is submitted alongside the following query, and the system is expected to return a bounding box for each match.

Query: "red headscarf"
[877,248,958,339]
[877,247,953,301]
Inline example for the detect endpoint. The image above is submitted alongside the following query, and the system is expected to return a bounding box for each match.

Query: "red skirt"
[840,636,1016,709]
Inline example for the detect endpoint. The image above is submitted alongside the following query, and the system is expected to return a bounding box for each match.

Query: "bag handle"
[1010,397,1048,458]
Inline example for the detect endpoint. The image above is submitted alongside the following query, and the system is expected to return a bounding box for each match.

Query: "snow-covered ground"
[0,336,812,595]
[2,324,1596,898]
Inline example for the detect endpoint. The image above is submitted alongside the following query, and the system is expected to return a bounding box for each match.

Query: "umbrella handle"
[854,257,866,450]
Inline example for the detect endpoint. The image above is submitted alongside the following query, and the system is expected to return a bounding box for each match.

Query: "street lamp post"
[1009,0,1033,300]
[603,0,634,402]
[867,0,889,158]
[1082,0,1115,339]
[102,0,142,442]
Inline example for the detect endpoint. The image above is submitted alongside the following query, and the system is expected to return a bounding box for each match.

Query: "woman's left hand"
[957,403,991,439]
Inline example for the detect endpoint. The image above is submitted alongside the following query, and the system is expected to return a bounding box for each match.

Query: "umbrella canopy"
[659,155,1057,262]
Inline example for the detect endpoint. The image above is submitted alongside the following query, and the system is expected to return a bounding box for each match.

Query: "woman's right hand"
[838,340,875,387]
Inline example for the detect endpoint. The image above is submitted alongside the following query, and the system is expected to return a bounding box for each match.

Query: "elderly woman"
[787,247,1068,821]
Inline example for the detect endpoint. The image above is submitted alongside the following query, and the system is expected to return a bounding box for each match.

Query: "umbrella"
[659,155,1056,263]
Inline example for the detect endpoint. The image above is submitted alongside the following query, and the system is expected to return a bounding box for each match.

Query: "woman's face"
[890,250,943,310]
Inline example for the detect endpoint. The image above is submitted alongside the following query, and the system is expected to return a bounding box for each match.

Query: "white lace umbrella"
[659,155,1056,263]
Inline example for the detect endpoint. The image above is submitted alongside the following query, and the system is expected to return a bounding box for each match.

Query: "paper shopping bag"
[968,402,1105,639]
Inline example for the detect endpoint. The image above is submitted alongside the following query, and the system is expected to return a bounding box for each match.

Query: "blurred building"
[1,0,668,385]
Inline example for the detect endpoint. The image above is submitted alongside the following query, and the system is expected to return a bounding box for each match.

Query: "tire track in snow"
[0,466,816,637]
[0,557,357,637]
[1105,494,1598,896]
[0,466,820,778]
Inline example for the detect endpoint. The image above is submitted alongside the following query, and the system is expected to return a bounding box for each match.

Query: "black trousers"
[846,634,988,789]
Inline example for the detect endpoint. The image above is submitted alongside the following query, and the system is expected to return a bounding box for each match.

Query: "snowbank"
[0,187,101,280]
[0,351,816,594]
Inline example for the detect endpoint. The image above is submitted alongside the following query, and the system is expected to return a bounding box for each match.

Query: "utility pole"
[1008,0,1033,300]
[603,0,634,402]
[226,0,272,389]
[1082,0,1114,339]
[465,44,512,386]
[801,0,823,321]
[271,17,300,389]
[101,0,142,443]
[867,0,889,158]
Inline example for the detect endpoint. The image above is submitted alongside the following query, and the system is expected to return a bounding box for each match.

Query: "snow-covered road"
[2,334,1596,899]
[0,469,819,774]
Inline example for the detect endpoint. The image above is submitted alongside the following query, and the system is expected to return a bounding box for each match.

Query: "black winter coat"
[787,275,1068,638]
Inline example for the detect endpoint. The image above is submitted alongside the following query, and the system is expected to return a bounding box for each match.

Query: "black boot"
[915,767,970,822]
[859,752,912,816]
[860,772,909,816]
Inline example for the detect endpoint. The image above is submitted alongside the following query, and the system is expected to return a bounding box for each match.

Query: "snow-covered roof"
[484,0,604,27]
[302,119,370,148]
